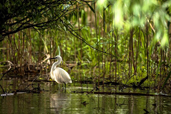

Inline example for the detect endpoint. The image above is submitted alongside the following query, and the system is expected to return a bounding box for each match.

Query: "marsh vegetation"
[0,0,171,113]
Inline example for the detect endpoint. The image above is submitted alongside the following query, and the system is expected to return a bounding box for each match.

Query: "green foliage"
[97,0,171,47]
[0,0,171,89]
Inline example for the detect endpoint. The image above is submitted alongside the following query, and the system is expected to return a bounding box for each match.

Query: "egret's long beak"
[49,57,57,59]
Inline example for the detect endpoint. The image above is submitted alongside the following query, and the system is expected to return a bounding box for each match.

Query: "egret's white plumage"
[50,55,72,85]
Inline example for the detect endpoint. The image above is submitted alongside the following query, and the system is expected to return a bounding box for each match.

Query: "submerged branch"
[73,91,171,97]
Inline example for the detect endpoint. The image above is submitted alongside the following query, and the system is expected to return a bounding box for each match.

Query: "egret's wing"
[58,68,72,83]
[53,68,72,84]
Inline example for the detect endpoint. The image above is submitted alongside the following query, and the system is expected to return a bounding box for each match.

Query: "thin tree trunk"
[146,24,149,81]
[129,30,132,77]
[114,30,118,82]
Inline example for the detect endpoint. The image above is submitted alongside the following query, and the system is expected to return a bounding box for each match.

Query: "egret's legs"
[60,83,66,92]
[63,83,66,92]
[57,84,61,90]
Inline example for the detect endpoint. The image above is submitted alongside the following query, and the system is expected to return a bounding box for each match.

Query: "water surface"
[0,82,171,114]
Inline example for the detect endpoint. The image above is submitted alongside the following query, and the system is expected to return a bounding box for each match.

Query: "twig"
[40,54,50,65]
[0,61,14,80]
[147,18,155,33]
[0,85,5,94]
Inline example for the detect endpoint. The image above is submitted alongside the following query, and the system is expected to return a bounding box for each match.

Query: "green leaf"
[161,30,169,48]
[113,0,123,28]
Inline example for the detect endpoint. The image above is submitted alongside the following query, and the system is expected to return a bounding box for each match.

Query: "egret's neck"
[51,57,62,71]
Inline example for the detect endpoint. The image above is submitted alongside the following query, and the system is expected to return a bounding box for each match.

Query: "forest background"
[0,0,171,93]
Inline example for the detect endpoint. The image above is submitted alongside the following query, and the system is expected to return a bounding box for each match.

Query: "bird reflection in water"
[50,92,70,114]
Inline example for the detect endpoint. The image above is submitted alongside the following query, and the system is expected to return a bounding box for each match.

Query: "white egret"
[50,55,72,89]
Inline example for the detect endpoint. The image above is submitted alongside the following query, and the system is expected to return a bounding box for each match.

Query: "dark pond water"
[0,81,171,114]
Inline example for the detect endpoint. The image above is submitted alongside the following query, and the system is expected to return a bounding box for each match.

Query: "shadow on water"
[0,76,171,114]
